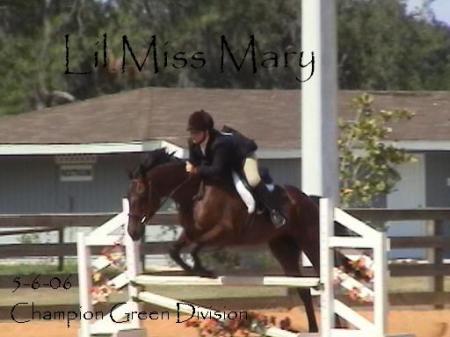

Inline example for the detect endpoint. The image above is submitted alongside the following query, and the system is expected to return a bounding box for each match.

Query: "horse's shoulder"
[207,182,233,194]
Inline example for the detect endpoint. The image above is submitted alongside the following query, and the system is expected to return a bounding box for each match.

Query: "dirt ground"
[1,308,449,337]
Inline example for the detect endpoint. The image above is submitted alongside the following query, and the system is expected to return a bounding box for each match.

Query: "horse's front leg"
[168,230,195,273]
[189,223,232,278]
[191,243,204,270]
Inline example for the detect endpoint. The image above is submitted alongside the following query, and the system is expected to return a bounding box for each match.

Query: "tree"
[337,0,450,90]
[0,0,99,115]
[338,93,415,207]
[1,0,450,116]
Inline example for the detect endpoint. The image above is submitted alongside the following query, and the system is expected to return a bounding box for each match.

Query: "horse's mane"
[132,148,182,178]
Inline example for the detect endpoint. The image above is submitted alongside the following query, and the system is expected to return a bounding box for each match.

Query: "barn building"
[0,88,449,257]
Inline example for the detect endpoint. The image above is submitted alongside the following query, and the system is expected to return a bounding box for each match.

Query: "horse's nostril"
[129,230,139,241]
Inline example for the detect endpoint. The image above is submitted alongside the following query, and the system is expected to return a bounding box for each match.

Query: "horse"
[127,148,322,332]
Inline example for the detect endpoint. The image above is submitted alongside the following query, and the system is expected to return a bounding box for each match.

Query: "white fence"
[77,198,410,337]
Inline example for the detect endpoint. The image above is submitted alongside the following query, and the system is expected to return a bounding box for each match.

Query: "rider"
[186,109,287,227]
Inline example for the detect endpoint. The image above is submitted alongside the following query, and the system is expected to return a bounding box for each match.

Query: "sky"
[406,0,450,24]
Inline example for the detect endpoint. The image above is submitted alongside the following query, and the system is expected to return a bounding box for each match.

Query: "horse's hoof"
[168,250,177,260]
[195,269,216,278]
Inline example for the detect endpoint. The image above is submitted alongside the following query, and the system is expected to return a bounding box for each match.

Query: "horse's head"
[126,148,178,241]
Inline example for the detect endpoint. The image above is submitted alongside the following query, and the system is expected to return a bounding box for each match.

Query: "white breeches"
[232,171,256,214]
[243,154,261,187]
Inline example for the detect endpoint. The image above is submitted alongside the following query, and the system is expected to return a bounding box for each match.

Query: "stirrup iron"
[270,209,287,228]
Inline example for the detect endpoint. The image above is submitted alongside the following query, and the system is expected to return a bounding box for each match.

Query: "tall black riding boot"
[254,182,287,228]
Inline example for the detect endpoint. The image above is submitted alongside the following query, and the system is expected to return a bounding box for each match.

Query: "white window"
[55,155,97,182]
[60,164,94,182]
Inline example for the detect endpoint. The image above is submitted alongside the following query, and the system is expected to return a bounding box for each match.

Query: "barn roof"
[0,88,449,151]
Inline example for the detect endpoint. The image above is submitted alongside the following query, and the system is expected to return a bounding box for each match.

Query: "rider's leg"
[243,155,287,227]
[253,182,287,227]
[243,154,261,188]
[232,171,256,213]
[243,154,263,214]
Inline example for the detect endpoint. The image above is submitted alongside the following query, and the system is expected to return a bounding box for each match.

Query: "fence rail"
[1,208,449,307]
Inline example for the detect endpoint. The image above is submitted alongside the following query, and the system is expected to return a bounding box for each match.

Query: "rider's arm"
[188,139,202,166]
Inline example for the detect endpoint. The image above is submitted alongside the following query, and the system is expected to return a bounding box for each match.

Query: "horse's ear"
[139,164,146,178]
[127,170,133,180]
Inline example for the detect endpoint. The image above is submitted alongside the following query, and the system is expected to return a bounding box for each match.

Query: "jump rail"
[133,275,321,288]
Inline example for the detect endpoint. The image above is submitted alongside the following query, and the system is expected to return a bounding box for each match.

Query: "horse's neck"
[156,162,199,206]
[155,163,188,194]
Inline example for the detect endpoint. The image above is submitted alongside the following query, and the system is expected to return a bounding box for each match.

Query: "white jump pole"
[301,1,338,336]
[301,0,338,200]
[320,198,335,334]
[374,232,388,336]
[134,275,321,288]
[77,232,93,337]
[123,199,142,331]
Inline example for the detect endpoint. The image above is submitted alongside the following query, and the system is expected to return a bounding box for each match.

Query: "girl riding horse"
[186,109,287,227]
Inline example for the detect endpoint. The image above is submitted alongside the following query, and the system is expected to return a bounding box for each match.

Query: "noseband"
[128,213,145,221]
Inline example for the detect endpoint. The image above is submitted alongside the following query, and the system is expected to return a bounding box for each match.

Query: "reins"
[157,174,193,209]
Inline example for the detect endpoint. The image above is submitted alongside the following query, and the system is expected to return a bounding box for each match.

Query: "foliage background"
[0,0,449,116]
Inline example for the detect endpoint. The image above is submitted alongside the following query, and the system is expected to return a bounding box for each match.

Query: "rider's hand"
[186,162,198,174]
[186,162,193,172]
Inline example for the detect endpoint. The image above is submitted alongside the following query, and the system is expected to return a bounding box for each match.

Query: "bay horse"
[127,148,321,332]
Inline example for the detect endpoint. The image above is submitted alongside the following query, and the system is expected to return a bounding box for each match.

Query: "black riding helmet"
[187,110,214,132]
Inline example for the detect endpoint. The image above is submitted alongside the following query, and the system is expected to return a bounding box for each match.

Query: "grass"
[389,277,450,292]
[0,262,78,275]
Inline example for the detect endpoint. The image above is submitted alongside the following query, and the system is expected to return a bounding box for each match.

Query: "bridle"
[128,173,193,224]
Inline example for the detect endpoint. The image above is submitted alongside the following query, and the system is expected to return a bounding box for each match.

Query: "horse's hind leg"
[301,227,346,329]
[268,236,318,333]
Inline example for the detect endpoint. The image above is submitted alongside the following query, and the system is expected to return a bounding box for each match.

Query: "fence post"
[58,229,64,271]
[434,219,444,309]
